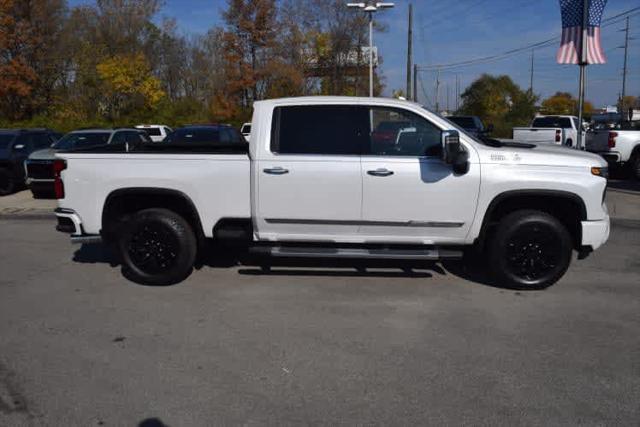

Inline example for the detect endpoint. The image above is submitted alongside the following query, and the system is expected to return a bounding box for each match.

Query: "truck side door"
[255,105,369,242]
[360,106,480,244]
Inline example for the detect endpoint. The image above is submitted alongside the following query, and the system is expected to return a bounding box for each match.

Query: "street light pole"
[369,12,374,97]
[347,2,395,97]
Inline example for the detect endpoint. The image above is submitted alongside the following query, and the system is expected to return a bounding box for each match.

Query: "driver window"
[368,107,442,157]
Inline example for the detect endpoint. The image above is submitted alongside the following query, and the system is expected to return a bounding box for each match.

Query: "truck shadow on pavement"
[71,242,499,287]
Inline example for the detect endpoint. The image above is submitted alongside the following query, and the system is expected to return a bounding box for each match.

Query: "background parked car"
[135,124,173,142]
[0,128,61,196]
[447,116,494,139]
[586,120,640,180]
[25,128,151,199]
[513,115,584,147]
[164,125,245,145]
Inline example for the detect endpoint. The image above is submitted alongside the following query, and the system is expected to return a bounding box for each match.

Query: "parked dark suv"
[0,129,61,195]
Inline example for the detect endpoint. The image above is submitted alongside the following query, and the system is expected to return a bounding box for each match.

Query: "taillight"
[53,159,66,199]
[608,132,618,148]
[555,129,561,143]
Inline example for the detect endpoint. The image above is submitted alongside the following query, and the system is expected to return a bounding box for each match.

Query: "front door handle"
[263,167,289,175]
[367,168,394,177]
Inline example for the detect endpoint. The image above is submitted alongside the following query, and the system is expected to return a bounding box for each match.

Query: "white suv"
[135,125,173,142]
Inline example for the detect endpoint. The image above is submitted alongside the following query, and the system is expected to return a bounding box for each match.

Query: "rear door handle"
[263,167,289,175]
[367,168,394,177]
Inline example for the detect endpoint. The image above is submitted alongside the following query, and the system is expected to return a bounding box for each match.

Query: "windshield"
[0,134,16,149]
[53,133,111,150]
[448,117,476,129]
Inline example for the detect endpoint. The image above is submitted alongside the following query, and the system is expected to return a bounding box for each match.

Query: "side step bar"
[249,246,463,261]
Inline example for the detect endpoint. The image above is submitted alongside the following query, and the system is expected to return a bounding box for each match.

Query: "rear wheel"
[0,169,15,196]
[488,210,573,290]
[117,208,197,285]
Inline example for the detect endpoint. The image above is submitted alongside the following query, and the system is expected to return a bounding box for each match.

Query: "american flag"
[557,0,608,64]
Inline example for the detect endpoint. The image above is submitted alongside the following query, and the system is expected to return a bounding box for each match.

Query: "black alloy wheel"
[489,210,573,290]
[118,208,197,285]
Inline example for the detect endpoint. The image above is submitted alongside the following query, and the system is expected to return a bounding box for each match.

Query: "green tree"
[541,92,594,117]
[96,53,165,120]
[459,74,538,137]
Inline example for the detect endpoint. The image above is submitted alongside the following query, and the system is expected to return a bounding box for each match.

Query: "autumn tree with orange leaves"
[0,0,38,120]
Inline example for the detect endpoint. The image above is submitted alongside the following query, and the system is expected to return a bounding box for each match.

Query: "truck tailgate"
[513,128,560,144]
[586,130,611,153]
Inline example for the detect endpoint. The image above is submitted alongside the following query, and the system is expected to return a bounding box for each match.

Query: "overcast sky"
[70,0,640,108]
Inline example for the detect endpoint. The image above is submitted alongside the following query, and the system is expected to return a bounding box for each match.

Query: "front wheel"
[488,210,573,290]
[117,208,197,285]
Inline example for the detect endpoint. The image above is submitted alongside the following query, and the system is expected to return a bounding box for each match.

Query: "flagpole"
[577,0,589,150]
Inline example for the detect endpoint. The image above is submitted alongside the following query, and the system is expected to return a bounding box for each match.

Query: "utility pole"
[529,49,535,94]
[621,16,630,112]
[413,64,418,102]
[446,84,450,113]
[435,69,441,112]
[455,74,460,111]
[348,2,395,97]
[406,3,413,100]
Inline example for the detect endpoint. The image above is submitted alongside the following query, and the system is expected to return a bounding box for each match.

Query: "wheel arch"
[101,187,206,247]
[477,189,587,250]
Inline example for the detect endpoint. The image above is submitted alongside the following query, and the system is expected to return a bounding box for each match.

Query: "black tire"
[630,154,640,181]
[0,169,15,196]
[117,208,197,286]
[488,210,573,290]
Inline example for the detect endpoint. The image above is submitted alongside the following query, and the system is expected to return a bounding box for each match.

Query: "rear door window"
[271,105,369,155]
[33,133,52,149]
[0,134,16,149]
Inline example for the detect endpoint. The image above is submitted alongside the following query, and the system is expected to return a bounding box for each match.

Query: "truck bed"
[56,149,251,238]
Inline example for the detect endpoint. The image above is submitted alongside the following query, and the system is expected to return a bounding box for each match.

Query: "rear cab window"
[532,117,572,129]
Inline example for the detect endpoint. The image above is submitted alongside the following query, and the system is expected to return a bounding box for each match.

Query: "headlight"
[591,167,609,179]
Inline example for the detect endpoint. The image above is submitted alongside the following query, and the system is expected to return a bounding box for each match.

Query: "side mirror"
[441,130,470,175]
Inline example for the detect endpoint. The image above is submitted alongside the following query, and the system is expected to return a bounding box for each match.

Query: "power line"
[417,6,640,71]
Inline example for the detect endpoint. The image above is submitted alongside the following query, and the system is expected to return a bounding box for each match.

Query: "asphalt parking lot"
[1,187,639,425]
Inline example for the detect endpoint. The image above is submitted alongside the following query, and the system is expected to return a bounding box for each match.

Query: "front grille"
[26,160,54,180]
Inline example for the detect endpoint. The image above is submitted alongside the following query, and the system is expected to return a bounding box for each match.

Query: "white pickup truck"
[513,115,584,147]
[53,97,610,290]
[586,122,640,180]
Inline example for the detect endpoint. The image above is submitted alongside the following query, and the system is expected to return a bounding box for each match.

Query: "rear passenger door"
[255,105,369,242]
